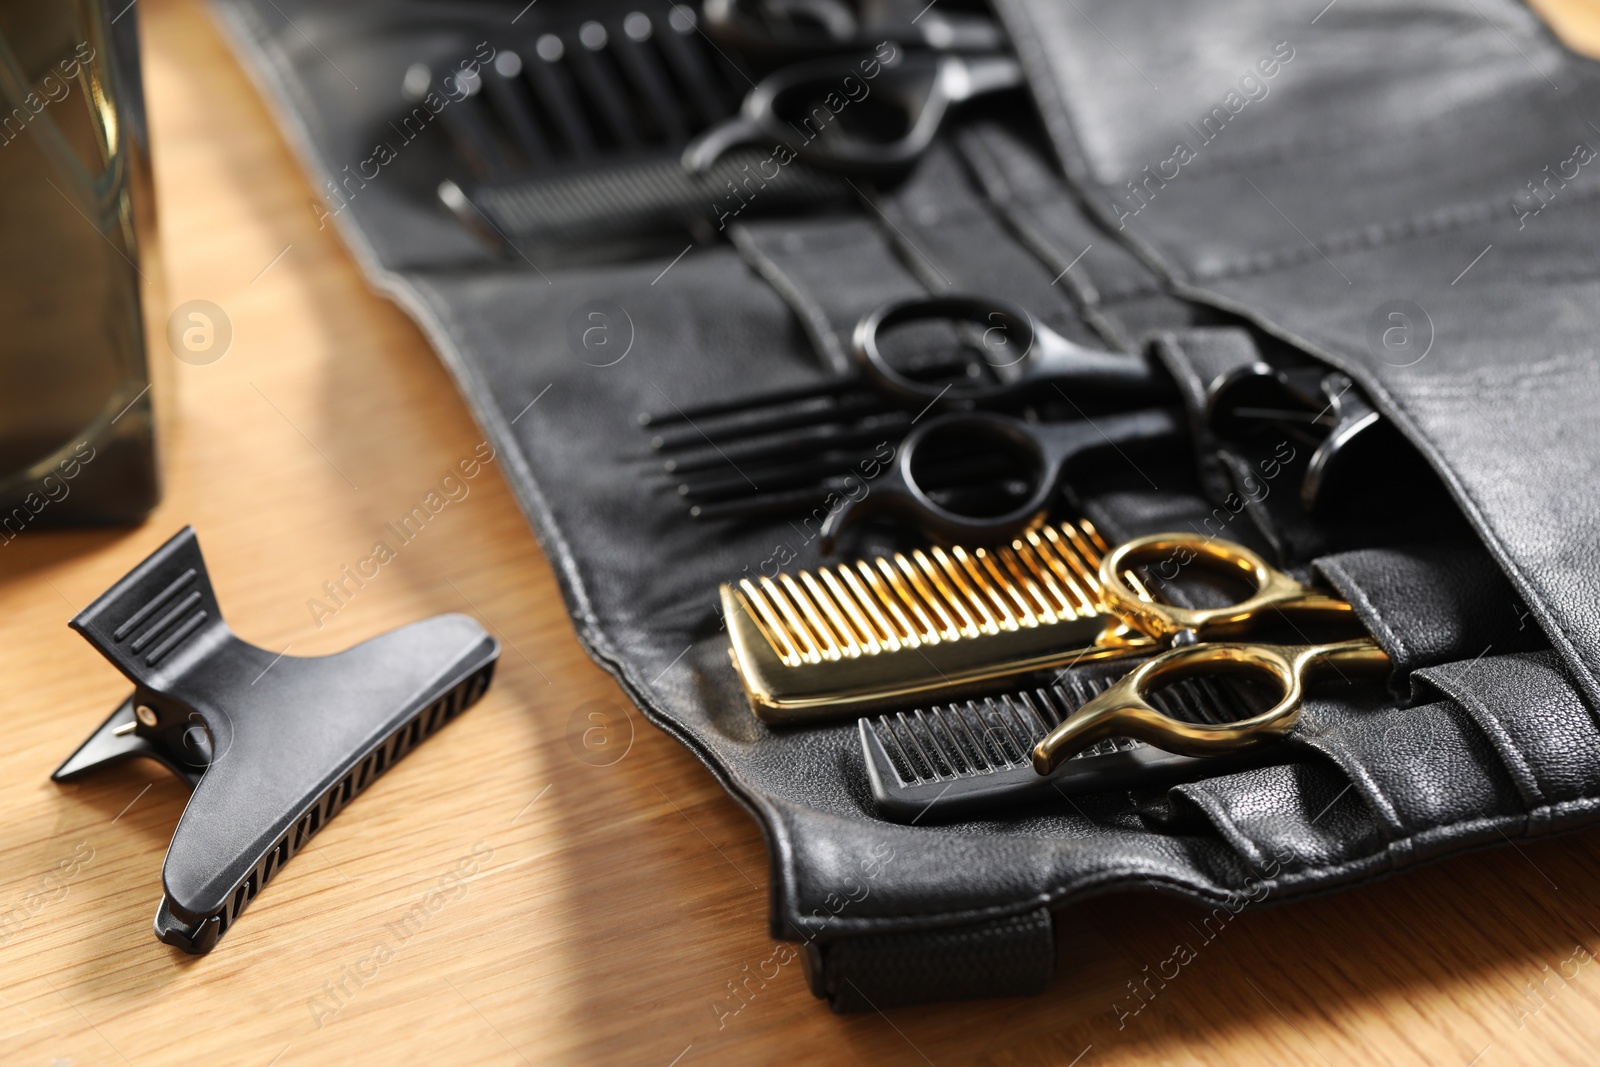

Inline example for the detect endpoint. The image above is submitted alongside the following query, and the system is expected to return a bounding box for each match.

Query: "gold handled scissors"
[1030,534,1389,774]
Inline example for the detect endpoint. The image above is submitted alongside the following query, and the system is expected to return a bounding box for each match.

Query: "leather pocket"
[1165,758,1380,877]
[728,137,1110,376]
[1312,543,1547,693]
[1142,540,1556,878]
[1417,651,1600,835]
[1165,648,1597,880]
[1163,686,1529,879]
[988,0,1600,715]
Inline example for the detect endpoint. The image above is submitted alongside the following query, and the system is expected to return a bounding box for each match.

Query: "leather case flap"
[990,0,1600,710]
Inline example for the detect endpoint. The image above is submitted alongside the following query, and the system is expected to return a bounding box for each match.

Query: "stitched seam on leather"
[797,798,1600,935]
[828,910,1051,957]
[1097,280,1178,304]
[875,172,1070,309]
[954,125,1170,308]
[1494,266,1600,285]
[882,196,1004,231]
[1111,83,1551,184]
[956,191,1143,352]
[977,184,1307,302]
[1179,179,1600,284]
[984,193,1172,305]
[795,891,1058,938]
[1315,558,1412,665]
[996,203,1106,307]
[1396,352,1600,398]
[873,203,960,295]
[954,125,1019,199]
[1416,667,1546,813]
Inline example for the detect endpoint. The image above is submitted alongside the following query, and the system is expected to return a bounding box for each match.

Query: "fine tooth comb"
[52,528,500,954]
[861,671,1272,822]
[721,518,1157,723]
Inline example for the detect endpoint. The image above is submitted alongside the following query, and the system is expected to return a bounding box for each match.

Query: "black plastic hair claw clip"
[51,528,500,955]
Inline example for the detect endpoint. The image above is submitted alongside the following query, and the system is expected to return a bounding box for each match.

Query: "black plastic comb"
[861,670,1276,822]
[447,146,848,250]
[52,528,500,954]
[418,3,850,255]
[639,346,1011,521]
[646,388,910,521]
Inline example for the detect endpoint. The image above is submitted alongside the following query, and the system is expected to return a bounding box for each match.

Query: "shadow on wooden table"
[0,529,133,601]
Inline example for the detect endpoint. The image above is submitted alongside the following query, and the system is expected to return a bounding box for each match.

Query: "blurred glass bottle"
[0,0,162,535]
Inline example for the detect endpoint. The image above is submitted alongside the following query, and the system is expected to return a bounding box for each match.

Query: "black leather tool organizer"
[213,0,1600,1009]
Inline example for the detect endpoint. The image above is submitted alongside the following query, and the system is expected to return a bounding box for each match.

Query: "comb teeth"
[736,519,1136,667]
[869,674,1250,788]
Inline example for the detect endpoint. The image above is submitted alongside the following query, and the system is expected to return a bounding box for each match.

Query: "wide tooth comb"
[428,5,848,255]
[52,528,500,954]
[721,519,1157,722]
[862,673,1272,822]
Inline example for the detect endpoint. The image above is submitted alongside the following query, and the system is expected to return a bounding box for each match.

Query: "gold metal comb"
[721,519,1157,723]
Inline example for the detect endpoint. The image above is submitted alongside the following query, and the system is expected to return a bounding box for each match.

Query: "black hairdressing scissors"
[645,294,1170,435]
[682,48,1023,174]
[816,406,1184,550]
[643,295,1173,520]
[815,295,1181,546]
[853,295,1171,407]
[1207,363,1387,515]
[704,0,1006,56]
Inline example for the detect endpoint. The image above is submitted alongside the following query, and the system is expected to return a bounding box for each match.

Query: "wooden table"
[5,1,1600,1063]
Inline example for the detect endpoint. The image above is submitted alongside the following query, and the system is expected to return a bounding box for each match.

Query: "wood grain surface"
[4,1,1600,1063]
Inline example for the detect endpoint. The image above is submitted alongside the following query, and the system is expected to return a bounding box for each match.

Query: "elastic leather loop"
[728,218,929,375]
[1149,327,1262,505]
[955,121,1196,348]
[872,142,1104,349]
[1169,758,1381,875]
[1296,694,1526,864]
